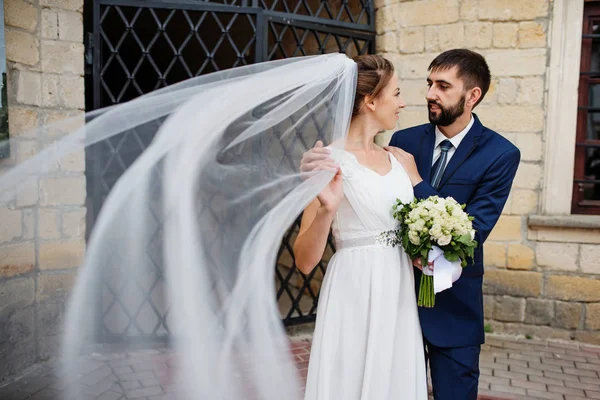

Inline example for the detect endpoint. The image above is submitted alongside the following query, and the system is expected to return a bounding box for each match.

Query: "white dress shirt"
[432,115,475,167]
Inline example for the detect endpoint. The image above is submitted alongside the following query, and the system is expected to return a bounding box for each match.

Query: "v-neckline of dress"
[343,149,394,178]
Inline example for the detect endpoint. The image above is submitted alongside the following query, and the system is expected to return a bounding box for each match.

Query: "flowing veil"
[0,53,356,399]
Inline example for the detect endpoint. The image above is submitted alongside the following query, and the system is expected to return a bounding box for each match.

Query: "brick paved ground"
[0,334,598,400]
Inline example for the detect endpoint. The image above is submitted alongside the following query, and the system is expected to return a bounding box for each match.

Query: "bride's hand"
[300,141,339,176]
[413,258,434,271]
[384,146,423,187]
[317,167,344,213]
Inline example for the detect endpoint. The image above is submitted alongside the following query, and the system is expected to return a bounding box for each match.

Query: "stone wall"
[0,0,84,381]
[375,0,600,344]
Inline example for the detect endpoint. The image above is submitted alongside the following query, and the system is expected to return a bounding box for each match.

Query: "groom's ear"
[466,87,482,109]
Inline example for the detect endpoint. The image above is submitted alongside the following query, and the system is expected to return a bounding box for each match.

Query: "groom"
[385,49,520,399]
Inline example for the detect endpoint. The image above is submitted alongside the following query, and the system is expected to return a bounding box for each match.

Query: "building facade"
[1,0,599,380]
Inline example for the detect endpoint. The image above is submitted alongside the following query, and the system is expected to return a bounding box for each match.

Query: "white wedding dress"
[304,148,428,400]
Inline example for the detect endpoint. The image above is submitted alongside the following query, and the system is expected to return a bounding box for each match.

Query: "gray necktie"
[431,140,453,189]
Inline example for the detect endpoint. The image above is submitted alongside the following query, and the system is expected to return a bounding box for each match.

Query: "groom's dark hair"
[428,49,491,108]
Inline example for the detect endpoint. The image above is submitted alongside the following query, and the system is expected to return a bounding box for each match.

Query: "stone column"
[0,0,85,379]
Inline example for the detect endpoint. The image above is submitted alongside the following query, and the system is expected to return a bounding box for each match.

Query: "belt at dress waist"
[335,230,400,250]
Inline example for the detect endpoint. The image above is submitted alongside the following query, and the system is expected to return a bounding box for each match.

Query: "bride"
[295,55,428,399]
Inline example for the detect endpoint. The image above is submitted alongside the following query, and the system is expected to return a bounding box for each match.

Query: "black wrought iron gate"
[85,0,375,341]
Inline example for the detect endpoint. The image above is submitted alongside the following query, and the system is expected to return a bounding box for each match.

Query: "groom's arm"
[414,148,520,245]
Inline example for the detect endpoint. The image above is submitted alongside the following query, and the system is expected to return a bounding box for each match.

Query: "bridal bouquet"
[377,196,477,307]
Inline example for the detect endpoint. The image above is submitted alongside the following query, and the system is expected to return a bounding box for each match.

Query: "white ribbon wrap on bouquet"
[421,245,463,293]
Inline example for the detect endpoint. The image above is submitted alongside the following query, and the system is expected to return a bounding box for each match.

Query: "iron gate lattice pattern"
[86,0,375,341]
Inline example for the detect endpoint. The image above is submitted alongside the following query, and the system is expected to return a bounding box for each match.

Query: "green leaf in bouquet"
[420,247,429,260]
[457,234,473,245]
[444,251,459,261]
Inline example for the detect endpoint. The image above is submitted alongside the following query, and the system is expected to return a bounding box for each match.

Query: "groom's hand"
[413,258,434,271]
[384,146,423,187]
[300,140,338,175]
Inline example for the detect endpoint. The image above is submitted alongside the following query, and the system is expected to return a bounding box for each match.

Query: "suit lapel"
[438,115,483,189]
[417,124,436,182]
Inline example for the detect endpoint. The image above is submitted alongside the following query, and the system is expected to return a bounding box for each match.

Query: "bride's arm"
[294,199,336,275]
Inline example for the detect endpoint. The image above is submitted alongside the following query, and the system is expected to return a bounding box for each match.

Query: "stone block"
[375,4,399,34]
[41,9,59,40]
[40,176,86,206]
[43,110,84,138]
[513,162,542,190]
[398,27,425,54]
[58,10,83,43]
[536,242,578,272]
[574,331,600,346]
[0,207,22,243]
[0,342,36,380]
[38,240,85,270]
[8,106,39,138]
[518,21,546,48]
[396,53,438,79]
[517,77,544,105]
[438,23,465,50]
[5,28,39,66]
[62,208,86,238]
[483,270,542,297]
[424,26,439,52]
[5,0,38,31]
[397,107,428,129]
[399,79,427,106]
[494,296,525,322]
[464,22,493,49]
[484,49,547,77]
[585,303,600,330]
[41,40,84,75]
[488,215,522,241]
[484,241,506,267]
[484,294,495,318]
[460,0,478,21]
[16,180,39,207]
[376,32,398,53]
[39,208,61,239]
[580,245,600,274]
[524,298,554,325]
[496,78,518,104]
[13,69,42,106]
[546,276,600,302]
[507,244,534,270]
[510,189,537,214]
[39,0,83,11]
[60,74,85,109]
[23,210,34,240]
[399,0,459,27]
[36,271,77,301]
[58,149,85,172]
[42,74,60,108]
[492,23,518,48]
[37,302,66,337]
[553,301,582,329]
[476,105,544,132]
[0,243,35,278]
[0,277,35,312]
[516,133,542,161]
[478,0,549,21]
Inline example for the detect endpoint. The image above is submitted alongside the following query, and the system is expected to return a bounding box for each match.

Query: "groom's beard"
[428,95,466,127]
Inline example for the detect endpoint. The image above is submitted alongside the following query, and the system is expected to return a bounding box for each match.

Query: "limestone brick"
[41,40,84,75]
[488,215,522,241]
[476,105,544,132]
[478,0,549,21]
[61,208,85,238]
[39,0,83,12]
[398,27,425,54]
[513,162,542,190]
[0,207,22,243]
[460,0,478,21]
[41,9,59,40]
[516,133,542,161]
[39,176,86,206]
[59,75,84,109]
[42,74,60,108]
[496,78,518,104]
[399,0,459,27]
[400,79,427,106]
[13,70,42,106]
[517,77,544,105]
[438,23,465,51]
[510,189,537,214]
[580,245,600,275]
[8,107,39,138]
[492,23,518,48]
[36,271,77,301]
[494,296,525,322]
[546,276,600,302]
[507,244,534,270]
[0,243,35,278]
[5,29,39,66]
[58,10,83,43]
[5,0,38,32]
[518,21,546,48]
[38,240,85,270]
[484,49,547,77]
[524,298,554,326]
[424,26,439,52]
[464,23,493,49]
[536,242,578,271]
[553,301,582,329]
[483,270,542,297]
[376,32,398,53]
[484,241,506,267]
[39,208,61,239]
[585,303,600,330]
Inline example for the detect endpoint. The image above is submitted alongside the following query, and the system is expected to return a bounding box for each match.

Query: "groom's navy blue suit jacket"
[389,114,520,348]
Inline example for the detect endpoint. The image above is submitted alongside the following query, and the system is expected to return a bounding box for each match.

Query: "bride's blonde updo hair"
[352,54,395,117]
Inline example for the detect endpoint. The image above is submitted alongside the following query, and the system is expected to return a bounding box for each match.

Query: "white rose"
[438,234,452,246]
[409,231,421,245]
[470,229,476,240]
